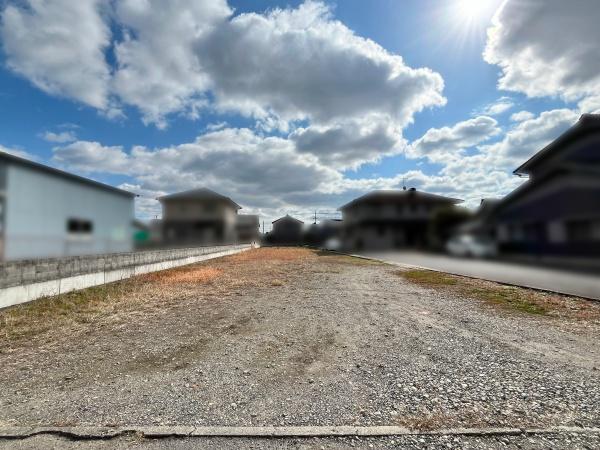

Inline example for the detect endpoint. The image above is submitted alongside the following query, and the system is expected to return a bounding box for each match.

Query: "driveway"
[358,251,600,300]
[0,247,599,448]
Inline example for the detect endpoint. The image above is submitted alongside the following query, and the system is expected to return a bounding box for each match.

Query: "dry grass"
[228,246,316,262]
[403,270,458,286]
[0,281,144,344]
[400,269,600,321]
[0,247,321,347]
[395,408,522,431]
[141,267,222,284]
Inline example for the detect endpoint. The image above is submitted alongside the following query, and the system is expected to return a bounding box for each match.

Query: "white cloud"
[112,0,231,128]
[205,121,229,132]
[0,144,37,161]
[479,108,579,167]
[40,131,77,143]
[1,0,111,109]
[53,141,132,175]
[197,1,446,128]
[579,96,600,114]
[290,116,404,170]
[479,97,514,116]
[509,110,534,122]
[51,128,343,215]
[484,0,600,103]
[2,0,446,138]
[408,116,500,163]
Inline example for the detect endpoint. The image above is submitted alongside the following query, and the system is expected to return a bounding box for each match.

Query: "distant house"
[0,151,135,261]
[455,198,501,240]
[269,215,304,244]
[158,188,241,245]
[339,188,462,250]
[235,214,260,243]
[492,114,600,257]
[305,218,343,246]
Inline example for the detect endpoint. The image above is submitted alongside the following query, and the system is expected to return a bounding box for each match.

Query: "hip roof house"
[339,188,462,250]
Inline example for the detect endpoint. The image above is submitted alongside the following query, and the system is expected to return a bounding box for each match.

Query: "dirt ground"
[0,248,599,447]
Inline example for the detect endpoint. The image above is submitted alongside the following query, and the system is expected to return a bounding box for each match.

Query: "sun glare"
[458,0,489,21]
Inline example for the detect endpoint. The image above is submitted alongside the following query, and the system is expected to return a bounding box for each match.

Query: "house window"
[67,218,93,234]
[204,203,217,213]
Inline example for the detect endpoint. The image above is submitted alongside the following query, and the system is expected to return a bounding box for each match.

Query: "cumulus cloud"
[1,0,111,109]
[40,130,77,143]
[407,116,500,163]
[290,116,404,169]
[479,108,579,166]
[112,0,231,128]
[53,141,132,175]
[51,128,343,214]
[484,0,600,102]
[509,111,534,122]
[479,97,514,116]
[2,0,446,136]
[197,1,445,128]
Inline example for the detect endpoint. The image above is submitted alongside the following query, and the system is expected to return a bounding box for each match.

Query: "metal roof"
[0,151,136,197]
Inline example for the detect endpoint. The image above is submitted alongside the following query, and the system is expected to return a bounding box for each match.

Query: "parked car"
[322,237,342,251]
[446,234,497,258]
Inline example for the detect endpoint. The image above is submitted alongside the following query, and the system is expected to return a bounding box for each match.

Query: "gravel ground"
[0,248,599,446]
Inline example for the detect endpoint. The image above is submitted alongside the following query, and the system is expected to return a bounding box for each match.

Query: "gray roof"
[0,151,135,197]
[514,114,600,176]
[157,188,241,209]
[338,189,462,211]
[272,214,304,225]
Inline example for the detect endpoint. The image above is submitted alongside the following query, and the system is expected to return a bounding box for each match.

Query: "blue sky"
[0,0,597,225]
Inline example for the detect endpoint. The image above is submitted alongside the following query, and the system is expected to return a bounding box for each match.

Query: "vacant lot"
[0,248,599,447]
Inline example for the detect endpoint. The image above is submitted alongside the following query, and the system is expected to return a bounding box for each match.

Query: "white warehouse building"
[0,152,135,261]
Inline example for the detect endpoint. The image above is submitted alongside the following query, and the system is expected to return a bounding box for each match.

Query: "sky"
[1,0,599,229]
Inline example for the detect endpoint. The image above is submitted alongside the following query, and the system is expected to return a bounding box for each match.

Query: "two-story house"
[269,215,304,244]
[158,188,241,245]
[493,114,600,257]
[339,188,462,250]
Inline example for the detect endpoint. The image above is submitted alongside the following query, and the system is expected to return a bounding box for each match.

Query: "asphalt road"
[358,251,600,300]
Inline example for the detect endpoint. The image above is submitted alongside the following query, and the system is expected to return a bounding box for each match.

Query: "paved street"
[1,248,599,448]
[359,251,600,301]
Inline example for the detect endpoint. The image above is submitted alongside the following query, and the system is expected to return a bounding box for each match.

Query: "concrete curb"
[346,253,600,302]
[0,425,599,440]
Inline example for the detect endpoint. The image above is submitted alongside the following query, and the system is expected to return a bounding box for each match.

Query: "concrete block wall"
[0,244,252,309]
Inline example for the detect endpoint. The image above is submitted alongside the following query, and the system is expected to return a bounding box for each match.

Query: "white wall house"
[0,152,135,261]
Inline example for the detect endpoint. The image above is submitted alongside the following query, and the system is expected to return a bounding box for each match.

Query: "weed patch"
[398,269,600,320]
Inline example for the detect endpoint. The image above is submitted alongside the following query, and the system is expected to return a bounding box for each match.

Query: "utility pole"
[262,220,265,234]
[313,210,317,224]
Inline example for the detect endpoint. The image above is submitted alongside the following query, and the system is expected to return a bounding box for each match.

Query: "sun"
[457,0,490,21]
